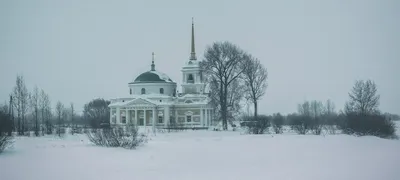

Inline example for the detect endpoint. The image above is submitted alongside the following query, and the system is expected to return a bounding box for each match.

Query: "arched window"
[129,89,132,95]
[160,88,164,94]
[187,74,194,83]
[141,88,145,94]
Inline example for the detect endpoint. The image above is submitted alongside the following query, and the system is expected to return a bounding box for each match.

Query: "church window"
[186,116,192,122]
[130,89,132,94]
[141,88,146,94]
[160,88,164,94]
[187,74,194,83]
[158,116,163,123]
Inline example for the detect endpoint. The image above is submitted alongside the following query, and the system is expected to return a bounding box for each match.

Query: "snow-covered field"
[1,125,400,180]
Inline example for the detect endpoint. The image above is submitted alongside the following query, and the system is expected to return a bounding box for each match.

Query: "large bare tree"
[208,77,244,126]
[30,86,40,136]
[242,55,268,118]
[201,41,246,130]
[13,75,29,135]
[345,80,380,115]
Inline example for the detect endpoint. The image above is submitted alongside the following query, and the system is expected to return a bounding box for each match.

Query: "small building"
[108,20,214,129]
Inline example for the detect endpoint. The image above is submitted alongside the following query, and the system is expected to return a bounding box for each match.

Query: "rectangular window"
[186,116,192,122]
[158,116,163,123]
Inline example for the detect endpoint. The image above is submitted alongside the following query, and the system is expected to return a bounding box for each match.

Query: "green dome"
[131,71,174,84]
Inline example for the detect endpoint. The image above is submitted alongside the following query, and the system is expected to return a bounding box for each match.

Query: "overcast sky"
[1,0,399,115]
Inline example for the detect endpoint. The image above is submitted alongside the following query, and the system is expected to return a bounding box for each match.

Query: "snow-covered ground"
[1,125,400,180]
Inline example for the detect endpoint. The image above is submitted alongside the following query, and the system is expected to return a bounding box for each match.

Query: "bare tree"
[345,80,380,115]
[208,77,244,128]
[30,86,40,136]
[70,103,75,134]
[55,101,64,137]
[13,75,29,135]
[201,42,247,130]
[323,99,337,134]
[40,90,52,135]
[298,101,311,117]
[310,100,324,135]
[242,55,268,118]
[325,99,336,115]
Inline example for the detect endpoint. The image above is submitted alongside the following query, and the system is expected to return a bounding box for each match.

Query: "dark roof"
[130,71,174,84]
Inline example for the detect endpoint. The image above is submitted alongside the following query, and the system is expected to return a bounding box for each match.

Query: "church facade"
[108,21,214,128]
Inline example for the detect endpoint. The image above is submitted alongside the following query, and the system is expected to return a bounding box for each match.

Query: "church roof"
[130,70,174,84]
[130,52,175,84]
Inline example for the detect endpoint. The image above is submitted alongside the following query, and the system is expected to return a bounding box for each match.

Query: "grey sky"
[1,0,399,115]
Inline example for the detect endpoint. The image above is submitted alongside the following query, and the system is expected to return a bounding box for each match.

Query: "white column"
[209,109,211,126]
[152,107,156,128]
[116,107,120,124]
[144,109,147,127]
[126,109,130,124]
[200,108,204,126]
[135,109,138,126]
[210,109,214,125]
[109,108,113,124]
[175,109,178,124]
[164,106,170,127]
[205,108,208,127]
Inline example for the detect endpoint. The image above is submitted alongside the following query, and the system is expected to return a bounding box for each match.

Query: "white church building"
[108,20,214,129]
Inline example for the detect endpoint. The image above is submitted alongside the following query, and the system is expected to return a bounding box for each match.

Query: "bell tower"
[181,18,205,94]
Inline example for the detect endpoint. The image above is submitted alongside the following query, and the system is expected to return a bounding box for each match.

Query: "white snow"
[150,70,173,82]
[1,130,400,180]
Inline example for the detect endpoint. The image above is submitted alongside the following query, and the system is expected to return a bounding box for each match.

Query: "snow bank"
[1,131,399,180]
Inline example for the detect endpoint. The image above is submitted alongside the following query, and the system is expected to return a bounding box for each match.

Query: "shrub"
[288,115,311,135]
[322,114,340,134]
[57,127,66,134]
[86,125,147,149]
[0,136,13,153]
[271,113,284,134]
[166,121,185,132]
[243,115,270,134]
[339,113,396,138]
[309,117,323,135]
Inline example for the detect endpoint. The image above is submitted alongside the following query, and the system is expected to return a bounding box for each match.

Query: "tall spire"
[151,52,155,71]
[190,17,197,60]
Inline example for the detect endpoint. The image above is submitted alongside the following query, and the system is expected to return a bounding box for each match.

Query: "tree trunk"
[218,79,225,130]
[254,101,258,119]
[222,83,228,130]
[35,108,39,136]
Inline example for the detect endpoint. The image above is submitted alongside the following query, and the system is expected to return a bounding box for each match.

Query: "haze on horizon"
[1,0,399,115]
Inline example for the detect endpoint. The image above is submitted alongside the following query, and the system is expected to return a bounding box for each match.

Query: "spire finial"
[190,17,197,60]
[151,52,155,71]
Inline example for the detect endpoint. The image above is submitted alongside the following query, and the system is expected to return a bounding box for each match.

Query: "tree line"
[241,80,397,139]
[0,75,112,139]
